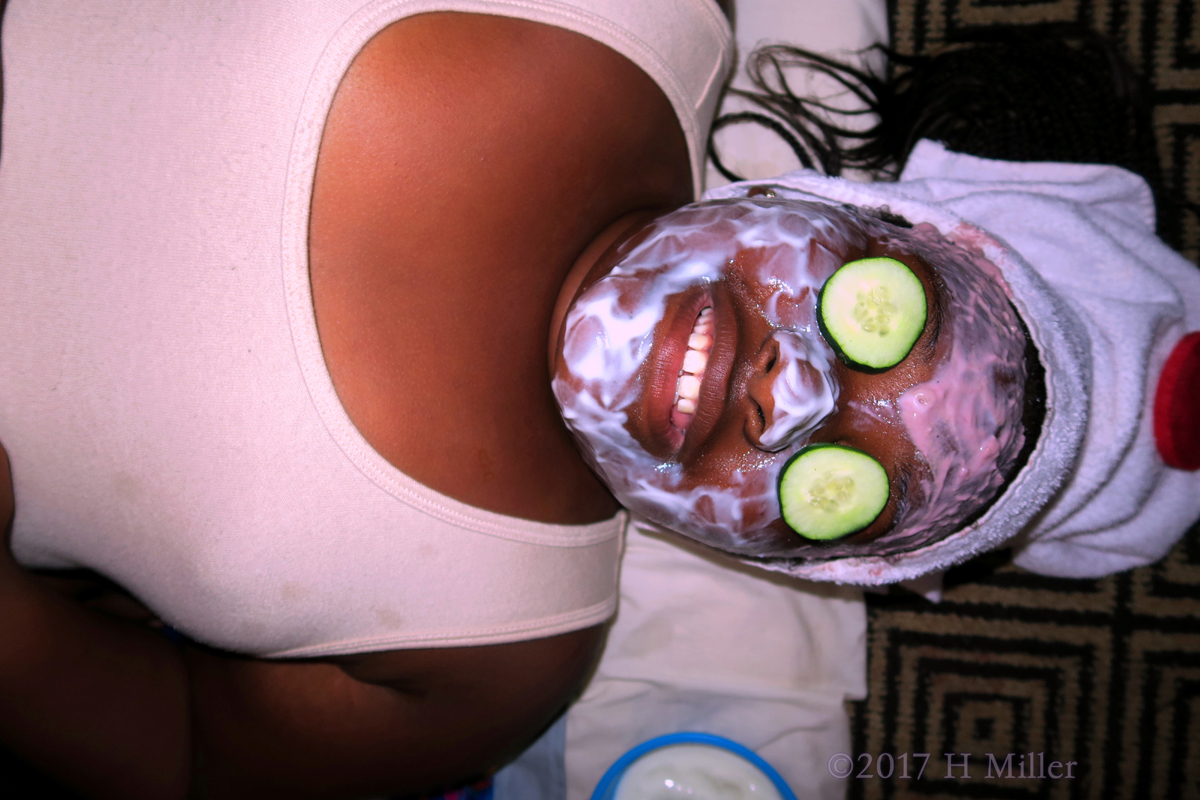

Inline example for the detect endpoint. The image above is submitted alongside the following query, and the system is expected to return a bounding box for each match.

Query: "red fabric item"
[1155,331,1200,470]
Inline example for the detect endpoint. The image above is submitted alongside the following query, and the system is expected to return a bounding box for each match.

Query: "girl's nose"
[746,337,782,449]
[746,332,839,452]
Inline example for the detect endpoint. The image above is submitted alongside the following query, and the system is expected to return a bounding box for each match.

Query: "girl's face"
[550,199,1027,558]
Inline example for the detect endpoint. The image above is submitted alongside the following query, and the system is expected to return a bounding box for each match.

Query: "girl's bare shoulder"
[309,12,692,524]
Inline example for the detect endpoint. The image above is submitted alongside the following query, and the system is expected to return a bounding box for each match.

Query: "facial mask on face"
[889,223,1028,551]
[760,331,839,452]
[555,198,1028,560]
[553,200,857,553]
[762,219,1029,561]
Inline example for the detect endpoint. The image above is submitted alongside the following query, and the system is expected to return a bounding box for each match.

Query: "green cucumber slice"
[778,444,890,540]
[818,257,927,370]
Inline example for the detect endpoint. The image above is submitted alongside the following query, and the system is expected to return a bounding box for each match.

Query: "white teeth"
[677,374,701,400]
[682,349,708,374]
[672,306,714,428]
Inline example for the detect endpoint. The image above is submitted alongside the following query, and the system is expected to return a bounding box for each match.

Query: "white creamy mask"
[888,223,1028,551]
[553,196,1031,561]
[552,199,861,553]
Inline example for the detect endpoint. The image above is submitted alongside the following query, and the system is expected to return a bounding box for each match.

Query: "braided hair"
[710,25,1164,224]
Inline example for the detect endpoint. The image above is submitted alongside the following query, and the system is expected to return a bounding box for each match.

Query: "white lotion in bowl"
[613,743,784,800]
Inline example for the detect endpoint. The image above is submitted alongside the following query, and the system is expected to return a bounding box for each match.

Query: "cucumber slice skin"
[778,444,890,541]
[818,257,928,371]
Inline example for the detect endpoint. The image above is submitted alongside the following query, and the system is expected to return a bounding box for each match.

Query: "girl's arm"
[0,446,190,799]
[0,443,601,799]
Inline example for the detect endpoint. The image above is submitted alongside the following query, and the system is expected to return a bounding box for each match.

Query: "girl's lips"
[637,285,737,460]
[678,286,736,461]
[639,287,710,457]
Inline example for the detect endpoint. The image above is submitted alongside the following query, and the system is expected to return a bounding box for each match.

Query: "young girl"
[3,6,1196,798]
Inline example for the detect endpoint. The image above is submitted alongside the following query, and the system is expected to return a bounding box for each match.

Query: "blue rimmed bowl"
[589,732,797,800]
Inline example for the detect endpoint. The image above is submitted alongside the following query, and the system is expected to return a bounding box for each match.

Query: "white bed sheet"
[705,0,888,189]
[563,522,867,800]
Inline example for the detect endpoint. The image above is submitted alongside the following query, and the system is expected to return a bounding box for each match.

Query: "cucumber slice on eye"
[778,444,890,541]
[818,257,927,370]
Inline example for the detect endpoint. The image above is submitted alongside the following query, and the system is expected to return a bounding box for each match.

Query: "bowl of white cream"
[590,732,797,800]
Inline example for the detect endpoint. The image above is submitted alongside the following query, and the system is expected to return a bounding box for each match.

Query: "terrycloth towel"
[705,140,1200,584]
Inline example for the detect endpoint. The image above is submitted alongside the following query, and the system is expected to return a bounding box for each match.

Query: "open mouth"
[635,285,737,461]
[637,287,715,458]
[670,306,714,432]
